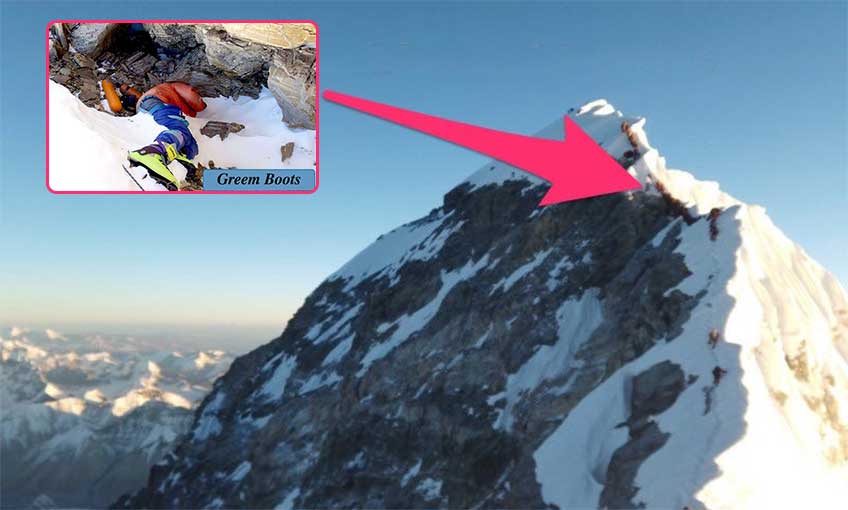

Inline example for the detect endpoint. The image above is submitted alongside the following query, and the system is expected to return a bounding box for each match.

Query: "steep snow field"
[48,80,316,191]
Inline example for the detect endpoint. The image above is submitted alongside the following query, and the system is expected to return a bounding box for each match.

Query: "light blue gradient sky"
[1,1,846,349]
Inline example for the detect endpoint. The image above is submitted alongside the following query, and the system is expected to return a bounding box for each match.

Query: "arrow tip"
[538,116,642,206]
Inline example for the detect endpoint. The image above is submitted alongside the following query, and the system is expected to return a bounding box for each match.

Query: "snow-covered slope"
[119,100,848,509]
[0,327,233,508]
[47,80,316,191]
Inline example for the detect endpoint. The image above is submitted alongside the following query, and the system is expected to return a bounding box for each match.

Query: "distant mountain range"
[1,327,233,508]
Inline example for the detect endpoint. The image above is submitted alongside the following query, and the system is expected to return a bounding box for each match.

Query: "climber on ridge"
[127,82,207,191]
[712,366,727,385]
[708,328,721,349]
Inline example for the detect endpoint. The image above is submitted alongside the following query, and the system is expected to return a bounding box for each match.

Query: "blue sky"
[1,1,845,349]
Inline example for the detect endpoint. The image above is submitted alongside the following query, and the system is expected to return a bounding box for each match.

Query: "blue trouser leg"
[139,96,200,160]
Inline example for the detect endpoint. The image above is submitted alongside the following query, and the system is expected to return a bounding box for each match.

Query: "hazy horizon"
[0,321,283,354]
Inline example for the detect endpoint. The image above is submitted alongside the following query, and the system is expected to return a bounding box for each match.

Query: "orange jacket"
[140,82,207,117]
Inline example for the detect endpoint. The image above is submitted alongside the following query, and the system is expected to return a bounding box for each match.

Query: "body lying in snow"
[127,82,207,191]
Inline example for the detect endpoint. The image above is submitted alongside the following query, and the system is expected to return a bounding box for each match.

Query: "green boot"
[128,145,180,191]
[172,152,201,184]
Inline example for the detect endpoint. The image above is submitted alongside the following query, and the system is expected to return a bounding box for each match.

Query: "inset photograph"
[47,21,318,193]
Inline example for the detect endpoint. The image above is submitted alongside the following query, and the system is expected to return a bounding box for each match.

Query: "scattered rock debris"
[49,23,316,128]
[49,24,266,110]
[200,121,245,140]
[203,160,234,170]
[180,181,204,192]
[187,163,205,188]
[280,142,295,162]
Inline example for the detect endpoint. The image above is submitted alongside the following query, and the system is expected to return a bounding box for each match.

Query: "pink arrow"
[323,90,642,205]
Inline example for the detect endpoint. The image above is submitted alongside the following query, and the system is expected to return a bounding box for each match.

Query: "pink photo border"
[46,19,320,195]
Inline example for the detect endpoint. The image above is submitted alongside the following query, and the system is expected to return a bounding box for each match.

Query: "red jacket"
[140,82,207,117]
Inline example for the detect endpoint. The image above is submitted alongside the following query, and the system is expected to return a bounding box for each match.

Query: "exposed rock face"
[163,46,266,100]
[146,22,316,52]
[50,23,316,127]
[67,22,122,56]
[268,49,317,128]
[143,23,199,53]
[629,360,687,424]
[600,361,687,509]
[600,421,670,509]
[216,22,317,49]
[115,101,848,509]
[197,26,274,78]
[114,106,702,509]
[280,142,295,161]
[144,22,316,124]
[49,22,69,59]
[201,121,246,140]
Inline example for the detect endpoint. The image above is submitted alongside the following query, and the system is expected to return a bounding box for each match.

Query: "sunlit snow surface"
[48,80,316,191]
[40,90,848,509]
[316,98,848,508]
[528,101,848,509]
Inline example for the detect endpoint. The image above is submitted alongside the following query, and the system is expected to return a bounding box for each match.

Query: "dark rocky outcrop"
[629,360,687,425]
[114,156,703,509]
[49,23,316,127]
[600,361,687,509]
[600,422,670,509]
[143,23,200,53]
[66,22,122,57]
[280,142,295,162]
[197,27,274,78]
[200,121,245,141]
[268,48,316,128]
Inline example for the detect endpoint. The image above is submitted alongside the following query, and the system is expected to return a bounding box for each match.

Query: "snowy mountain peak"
[465,98,739,219]
[118,101,848,510]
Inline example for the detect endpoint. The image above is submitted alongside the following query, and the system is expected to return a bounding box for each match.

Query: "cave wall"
[52,22,316,128]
